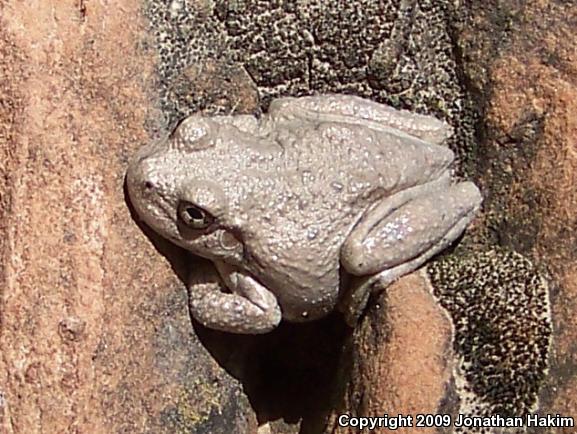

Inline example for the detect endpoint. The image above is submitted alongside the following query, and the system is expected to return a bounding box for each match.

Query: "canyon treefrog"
[127,95,482,333]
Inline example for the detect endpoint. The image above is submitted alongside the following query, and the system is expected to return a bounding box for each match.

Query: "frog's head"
[126,116,245,263]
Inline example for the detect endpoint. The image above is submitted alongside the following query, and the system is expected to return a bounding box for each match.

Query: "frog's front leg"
[188,261,281,334]
[339,178,482,324]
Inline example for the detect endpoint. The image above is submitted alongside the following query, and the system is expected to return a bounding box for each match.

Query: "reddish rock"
[0,1,256,433]
[328,273,453,434]
[457,0,577,426]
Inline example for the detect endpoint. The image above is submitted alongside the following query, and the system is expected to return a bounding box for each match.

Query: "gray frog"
[127,95,482,334]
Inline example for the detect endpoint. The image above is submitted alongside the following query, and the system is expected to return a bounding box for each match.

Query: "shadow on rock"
[193,313,350,434]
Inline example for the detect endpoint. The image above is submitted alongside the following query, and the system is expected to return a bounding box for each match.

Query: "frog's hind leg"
[268,94,452,144]
[338,180,481,325]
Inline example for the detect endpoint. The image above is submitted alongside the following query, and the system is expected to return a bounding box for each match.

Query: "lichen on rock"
[427,249,552,431]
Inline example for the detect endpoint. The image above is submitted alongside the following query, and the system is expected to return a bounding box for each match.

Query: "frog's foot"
[188,262,281,334]
[339,180,482,325]
[268,94,452,144]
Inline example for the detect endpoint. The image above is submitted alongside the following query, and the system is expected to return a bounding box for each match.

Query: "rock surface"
[0,1,255,433]
[327,273,454,434]
[1,0,575,433]
[454,2,577,431]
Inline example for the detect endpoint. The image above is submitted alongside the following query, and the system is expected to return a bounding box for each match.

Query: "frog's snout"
[127,151,181,239]
[126,151,175,218]
[127,153,154,192]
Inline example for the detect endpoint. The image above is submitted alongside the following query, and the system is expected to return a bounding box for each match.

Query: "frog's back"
[275,119,455,198]
[240,119,454,304]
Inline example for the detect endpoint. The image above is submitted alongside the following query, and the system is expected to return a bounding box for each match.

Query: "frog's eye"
[177,201,214,229]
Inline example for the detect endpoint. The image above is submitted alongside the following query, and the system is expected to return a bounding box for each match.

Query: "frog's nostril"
[144,180,155,190]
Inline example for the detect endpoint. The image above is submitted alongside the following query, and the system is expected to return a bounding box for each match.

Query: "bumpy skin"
[127,95,482,334]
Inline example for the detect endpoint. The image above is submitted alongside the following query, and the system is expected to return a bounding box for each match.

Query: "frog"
[126,94,482,334]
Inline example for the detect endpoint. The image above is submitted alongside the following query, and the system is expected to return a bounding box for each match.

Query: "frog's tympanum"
[127,95,482,334]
